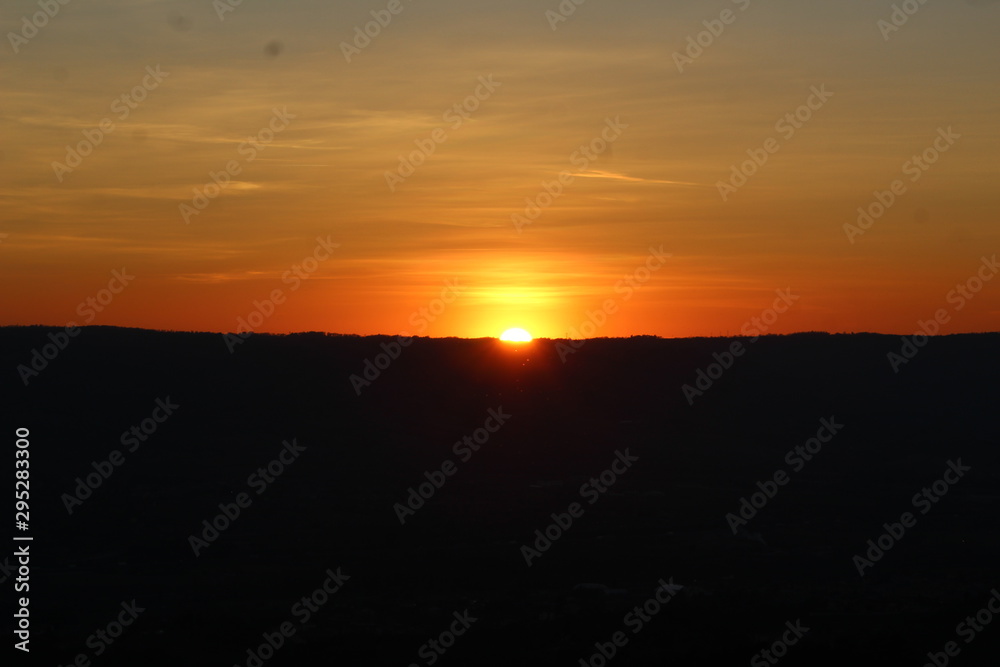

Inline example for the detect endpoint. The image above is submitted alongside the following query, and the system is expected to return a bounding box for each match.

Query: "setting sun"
[499,328,533,342]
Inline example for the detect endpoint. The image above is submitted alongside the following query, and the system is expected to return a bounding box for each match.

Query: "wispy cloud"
[573,170,707,187]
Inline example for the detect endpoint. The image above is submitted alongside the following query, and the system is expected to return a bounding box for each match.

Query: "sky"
[2,0,999,339]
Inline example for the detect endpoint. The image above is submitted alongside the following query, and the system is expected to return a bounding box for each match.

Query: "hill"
[3,326,999,665]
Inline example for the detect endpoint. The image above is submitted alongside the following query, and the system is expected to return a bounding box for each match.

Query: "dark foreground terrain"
[3,326,999,666]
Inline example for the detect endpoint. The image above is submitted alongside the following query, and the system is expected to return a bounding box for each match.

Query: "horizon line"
[3,324,999,341]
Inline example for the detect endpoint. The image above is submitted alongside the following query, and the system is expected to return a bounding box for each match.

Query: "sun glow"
[499,327,533,342]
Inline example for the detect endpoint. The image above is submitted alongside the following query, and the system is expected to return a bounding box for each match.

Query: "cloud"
[573,170,708,187]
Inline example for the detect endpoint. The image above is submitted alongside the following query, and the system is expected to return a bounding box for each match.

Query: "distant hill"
[3,326,999,665]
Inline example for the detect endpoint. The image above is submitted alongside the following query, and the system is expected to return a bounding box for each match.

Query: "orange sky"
[2,0,998,338]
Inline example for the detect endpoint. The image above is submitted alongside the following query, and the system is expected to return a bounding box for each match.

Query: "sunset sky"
[2,0,998,338]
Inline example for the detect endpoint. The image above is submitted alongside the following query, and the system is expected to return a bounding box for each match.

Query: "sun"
[499,327,533,342]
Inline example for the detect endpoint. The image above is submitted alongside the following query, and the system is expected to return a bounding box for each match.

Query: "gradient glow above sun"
[499,328,532,342]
